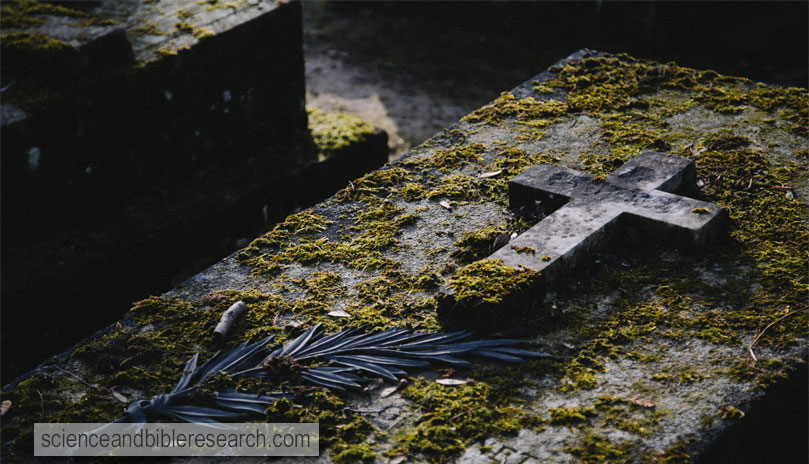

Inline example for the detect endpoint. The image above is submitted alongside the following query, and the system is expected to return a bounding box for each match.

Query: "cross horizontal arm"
[489,202,620,284]
[606,151,696,194]
[508,164,597,207]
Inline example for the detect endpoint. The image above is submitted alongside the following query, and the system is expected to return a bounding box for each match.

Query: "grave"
[2,49,807,463]
[0,0,388,380]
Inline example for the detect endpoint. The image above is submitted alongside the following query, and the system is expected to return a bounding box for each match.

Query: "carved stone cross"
[492,151,726,286]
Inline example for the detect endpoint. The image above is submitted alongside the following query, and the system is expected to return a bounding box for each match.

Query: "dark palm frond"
[116,337,277,423]
[191,336,275,387]
[259,323,553,389]
[213,391,291,415]
[112,324,552,422]
[299,367,367,390]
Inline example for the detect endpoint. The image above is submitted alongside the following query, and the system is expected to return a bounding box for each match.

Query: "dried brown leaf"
[628,397,655,408]
[0,400,11,416]
[111,389,129,404]
[328,309,352,318]
[202,293,228,305]
[478,170,503,179]
[379,386,400,398]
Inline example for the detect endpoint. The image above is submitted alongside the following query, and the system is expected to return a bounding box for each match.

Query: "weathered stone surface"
[2,50,807,463]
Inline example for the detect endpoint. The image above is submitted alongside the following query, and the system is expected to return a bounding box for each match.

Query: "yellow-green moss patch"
[447,259,538,306]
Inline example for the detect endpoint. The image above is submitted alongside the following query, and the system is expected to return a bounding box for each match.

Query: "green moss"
[564,433,632,463]
[447,259,538,306]
[332,442,375,464]
[155,46,177,57]
[402,143,487,169]
[131,21,164,36]
[175,21,214,40]
[719,405,745,420]
[725,359,791,389]
[649,440,692,464]
[0,0,112,29]
[511,244,535,254]
[308,107,375,160]
[241,199,418,285]
[703,134,753,151]
[461,92,568,127]
[591,395,664,437]
[352,200,402,225]
[266,390,377,463]
[541,53,807,170]
[548,406,596,426]
[451,218,535,263]
[398,182,426,201]
[452,223,506,261]
[336,166,413,201]
[696,148,808,307]
[199,0,245,11]
[426,174,480,200]
[176,8,195,19]
[72,17,116,28]
[390,377,539,462]
[0,31,72,53]
[237,209,333,262]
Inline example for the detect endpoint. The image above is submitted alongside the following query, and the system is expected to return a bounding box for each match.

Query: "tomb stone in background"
[0,0,388,379]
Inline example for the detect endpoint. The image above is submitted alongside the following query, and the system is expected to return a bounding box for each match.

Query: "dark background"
[304,1,807,115]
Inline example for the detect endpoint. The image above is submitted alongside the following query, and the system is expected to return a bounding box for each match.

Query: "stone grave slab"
[2,50,807,463]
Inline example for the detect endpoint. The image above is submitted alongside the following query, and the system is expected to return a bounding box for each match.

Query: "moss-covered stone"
[0,0,112,29]
[308,107,376,161]
[389,377,540,462]
[3,49,807,463]
[447,259,538,306]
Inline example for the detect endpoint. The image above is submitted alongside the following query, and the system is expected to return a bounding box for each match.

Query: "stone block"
[2,0,307,239]
[0,1,389,380]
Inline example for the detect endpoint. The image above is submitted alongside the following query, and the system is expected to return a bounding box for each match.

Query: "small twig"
[36,390,45,416]
[449,404,487,423]
[348,408,383,415]
[748,307,808,362]
[53,366,100,390]
[213,300,247,342]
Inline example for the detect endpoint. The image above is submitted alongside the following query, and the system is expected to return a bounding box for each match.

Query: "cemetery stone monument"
[1,49,807,463]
